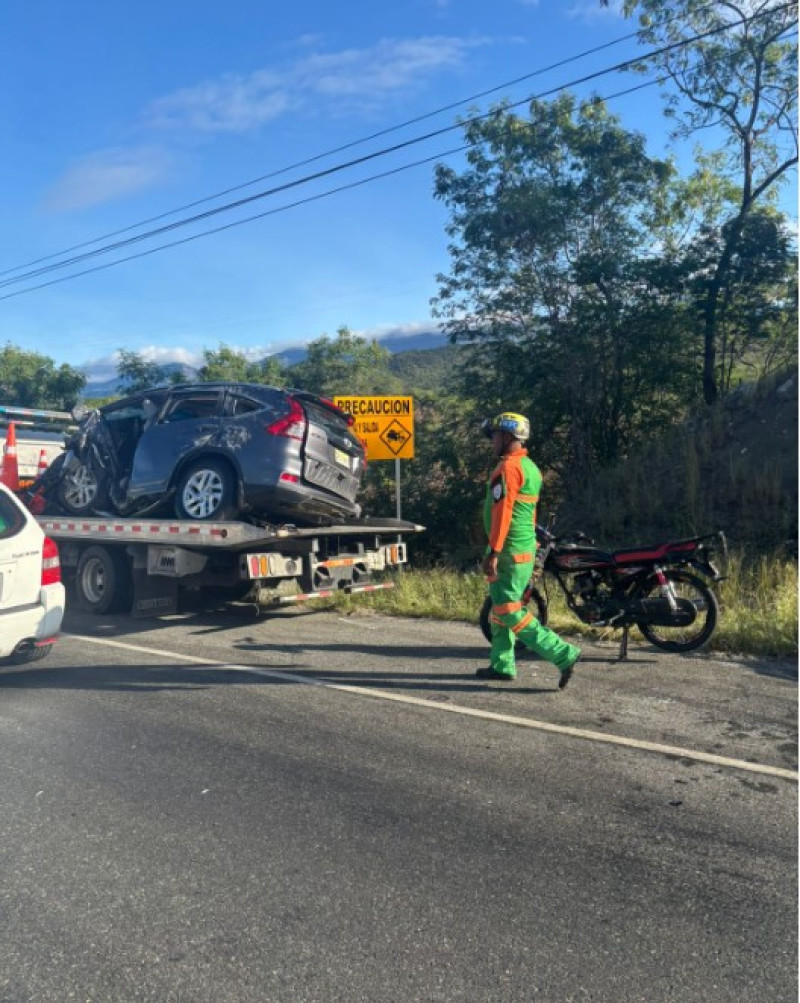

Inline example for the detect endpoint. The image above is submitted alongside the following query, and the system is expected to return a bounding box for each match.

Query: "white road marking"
[66,633,798,782]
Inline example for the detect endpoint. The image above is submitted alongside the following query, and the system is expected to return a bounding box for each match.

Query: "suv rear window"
[161,393,221,423]
[301,400,351,436]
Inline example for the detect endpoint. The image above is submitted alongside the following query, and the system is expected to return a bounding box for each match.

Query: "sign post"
[395,457,402,520]
[333,395,415,524]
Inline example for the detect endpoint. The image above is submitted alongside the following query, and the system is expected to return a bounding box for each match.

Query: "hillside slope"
[555,368,798,554]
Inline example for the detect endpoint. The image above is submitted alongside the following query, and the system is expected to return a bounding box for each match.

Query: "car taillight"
[265,398,306,440]
[41,536,61,586]
[320,397,355,427]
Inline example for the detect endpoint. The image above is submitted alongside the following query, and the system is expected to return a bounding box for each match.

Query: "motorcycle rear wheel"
[479,584,549,647]
[637,569,719,653]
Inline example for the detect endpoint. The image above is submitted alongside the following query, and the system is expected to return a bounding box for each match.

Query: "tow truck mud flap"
[132,568,178,618]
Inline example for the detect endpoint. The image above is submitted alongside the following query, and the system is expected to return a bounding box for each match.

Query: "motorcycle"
[479,526,727,659]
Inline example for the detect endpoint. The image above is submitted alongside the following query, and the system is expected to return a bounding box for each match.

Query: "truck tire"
[75,545,133,614]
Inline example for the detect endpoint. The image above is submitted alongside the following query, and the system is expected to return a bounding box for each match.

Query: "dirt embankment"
[556,368,798,553]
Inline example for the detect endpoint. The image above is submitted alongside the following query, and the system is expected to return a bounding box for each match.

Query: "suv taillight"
[42,536,61,586]
[320,397,355,427]
[265,398,306,440]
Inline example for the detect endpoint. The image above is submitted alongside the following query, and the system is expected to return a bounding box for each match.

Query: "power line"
[1,3,795,299]
[0,25,651,281]
[2,2,731,281]
[0,77,668,303]
[2,3,792,293]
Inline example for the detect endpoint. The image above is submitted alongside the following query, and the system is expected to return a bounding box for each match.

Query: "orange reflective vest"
[483,449,541,555]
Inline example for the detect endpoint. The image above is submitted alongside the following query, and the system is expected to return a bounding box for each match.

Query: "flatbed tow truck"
[37,514,422,617]
[2,403,423,617]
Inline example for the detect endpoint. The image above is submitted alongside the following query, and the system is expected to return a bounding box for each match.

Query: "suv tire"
[175,459,239,521]
[58,460,108,516]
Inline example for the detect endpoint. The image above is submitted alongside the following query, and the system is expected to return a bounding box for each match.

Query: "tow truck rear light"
[41,536,61,585]
[265,398,306,440]
[279,472,300,483]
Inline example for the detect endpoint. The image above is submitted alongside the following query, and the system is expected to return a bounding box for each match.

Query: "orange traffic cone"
[36,449,49,477]
[1,422,19,491]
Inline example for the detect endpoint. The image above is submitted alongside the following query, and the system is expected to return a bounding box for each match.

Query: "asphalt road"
[1,603,796,1002]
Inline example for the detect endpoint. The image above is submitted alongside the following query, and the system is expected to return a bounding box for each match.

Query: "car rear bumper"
[0,583,65,657]
[243,480,361,524]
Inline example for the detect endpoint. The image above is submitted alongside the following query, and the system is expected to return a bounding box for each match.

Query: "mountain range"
[81,329,450,398]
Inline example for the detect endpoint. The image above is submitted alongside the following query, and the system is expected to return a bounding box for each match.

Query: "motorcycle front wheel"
[479,584,549,646]
[637,569,719,653]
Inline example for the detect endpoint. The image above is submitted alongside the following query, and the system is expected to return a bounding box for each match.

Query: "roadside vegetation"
[316,551,798,659]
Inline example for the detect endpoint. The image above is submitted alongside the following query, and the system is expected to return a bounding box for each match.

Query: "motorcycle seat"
[613,539,698,565]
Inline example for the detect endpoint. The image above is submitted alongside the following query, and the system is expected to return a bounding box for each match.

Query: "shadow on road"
[0,657,586,696]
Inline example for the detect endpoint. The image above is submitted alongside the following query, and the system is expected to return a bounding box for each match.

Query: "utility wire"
[1,2,792,292]
[1,3,795,298]
[0,1,729,280]
[0,77,670,303]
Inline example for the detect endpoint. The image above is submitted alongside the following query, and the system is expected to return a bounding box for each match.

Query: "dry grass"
[312,552,797,658]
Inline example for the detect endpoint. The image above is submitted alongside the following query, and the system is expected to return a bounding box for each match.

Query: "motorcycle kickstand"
[616,626,630,662]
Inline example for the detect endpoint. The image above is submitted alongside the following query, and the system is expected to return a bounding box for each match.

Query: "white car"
[0,482,65,663]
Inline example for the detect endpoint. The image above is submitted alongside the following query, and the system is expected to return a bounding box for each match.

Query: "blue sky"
[0,0,796,385]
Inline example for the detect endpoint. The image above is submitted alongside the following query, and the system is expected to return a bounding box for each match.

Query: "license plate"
[334,448,349,467]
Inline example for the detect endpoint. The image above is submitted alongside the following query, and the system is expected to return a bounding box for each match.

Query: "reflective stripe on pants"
[489,551,579,676]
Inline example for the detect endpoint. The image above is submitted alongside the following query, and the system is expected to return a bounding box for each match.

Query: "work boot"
[475,666,516,682]
[558,653,581,690]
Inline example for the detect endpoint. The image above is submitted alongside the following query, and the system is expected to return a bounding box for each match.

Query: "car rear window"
[0,492,26,539]
[227,395,263,417]
[161,393,221,423]
[301,399,351,436]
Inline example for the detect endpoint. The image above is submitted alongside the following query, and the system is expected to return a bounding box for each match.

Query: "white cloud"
[80,343,281,383]
[566,0,626,22]
[359,321,444,341]
[145,35,489,133]
[147,73,294,133]
[43,147,172,212]
[78,327,449,382]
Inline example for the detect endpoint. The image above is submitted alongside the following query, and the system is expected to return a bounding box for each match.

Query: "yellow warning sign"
[334,395,414,460]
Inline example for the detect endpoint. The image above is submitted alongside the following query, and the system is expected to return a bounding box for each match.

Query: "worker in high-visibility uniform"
[477,412,581,688]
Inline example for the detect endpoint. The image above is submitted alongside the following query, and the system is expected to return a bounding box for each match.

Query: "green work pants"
[489,552,580,677]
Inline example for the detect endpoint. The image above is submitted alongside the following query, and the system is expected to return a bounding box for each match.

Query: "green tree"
[432,96,694,480]
[618,0,798,403]
[116,349,174,393]
[685,208,797,391]
[289,326,401,396]
[356,390,490,564]
[0,343,85,408]
[197,343,285,384]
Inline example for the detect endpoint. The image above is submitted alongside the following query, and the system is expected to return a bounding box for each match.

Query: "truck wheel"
[174,459,239,521]
[75,545,133,614]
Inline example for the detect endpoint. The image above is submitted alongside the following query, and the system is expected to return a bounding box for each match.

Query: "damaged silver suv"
[36,384,366,525]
